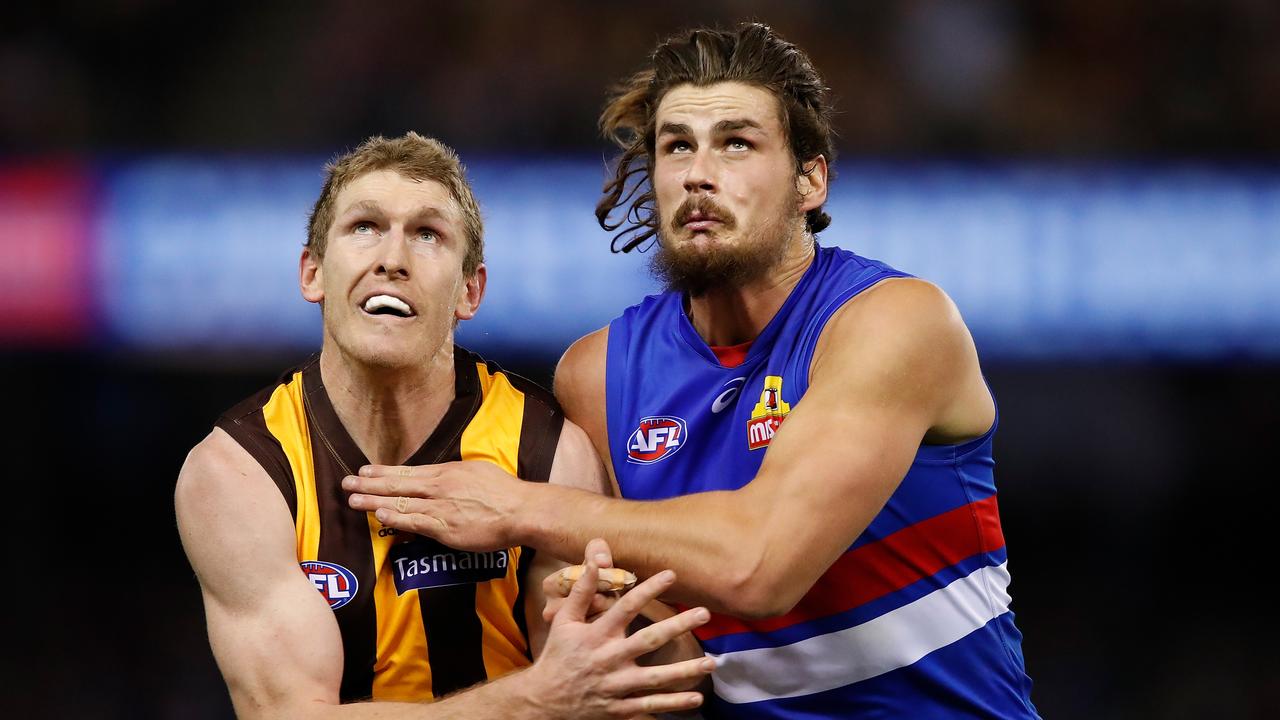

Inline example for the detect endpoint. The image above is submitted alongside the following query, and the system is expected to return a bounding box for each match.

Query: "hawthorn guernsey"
[605,245,1039,718]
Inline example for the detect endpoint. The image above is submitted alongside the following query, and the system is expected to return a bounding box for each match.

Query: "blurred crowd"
[3,0,1278,157]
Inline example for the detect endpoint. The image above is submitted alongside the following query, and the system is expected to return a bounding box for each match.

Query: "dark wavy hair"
[596,23,836,253]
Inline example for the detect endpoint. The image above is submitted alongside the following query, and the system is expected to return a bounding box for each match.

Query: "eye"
[666,140,693,154]
[353,221,376,234]
[726,138,751,152]
[415,229,439,243]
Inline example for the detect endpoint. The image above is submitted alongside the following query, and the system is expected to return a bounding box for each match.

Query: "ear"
[454,263,487,321]
[796,155,829,214]
[300,248,324,304]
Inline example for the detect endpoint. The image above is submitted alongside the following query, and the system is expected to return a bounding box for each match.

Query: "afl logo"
[301,560,359,610]
[627,415,688,464]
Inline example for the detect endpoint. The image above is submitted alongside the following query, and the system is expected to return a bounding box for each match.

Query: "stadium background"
[2,2,1277,717]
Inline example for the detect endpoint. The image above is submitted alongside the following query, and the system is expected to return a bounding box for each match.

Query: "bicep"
[547,418,613,498]
[176,430,344,718]
[743,281,974,586]
[747,378,926,568]
[554,327,614,481]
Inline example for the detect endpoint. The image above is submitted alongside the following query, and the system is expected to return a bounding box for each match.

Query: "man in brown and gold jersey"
[175,133,712,719]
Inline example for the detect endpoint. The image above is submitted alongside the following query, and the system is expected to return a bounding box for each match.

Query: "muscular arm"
[177,429,532,718]
[352,280,992,619]
[178,429,711,719]
[536,279,992,617]
[523,420,611,656]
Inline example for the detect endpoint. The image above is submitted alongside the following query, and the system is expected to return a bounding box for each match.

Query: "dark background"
[3,2,1279,717]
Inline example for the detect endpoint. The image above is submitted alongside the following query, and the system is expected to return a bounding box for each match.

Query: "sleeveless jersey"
[217,346,563,703]
[606,245,1038,718]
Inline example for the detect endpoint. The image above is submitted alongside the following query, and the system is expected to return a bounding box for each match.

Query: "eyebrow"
[657,122,692,137]
[657,119,766,137]
[340,199,448,223]
[713,119,764,134]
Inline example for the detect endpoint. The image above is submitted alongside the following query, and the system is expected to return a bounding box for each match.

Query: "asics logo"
[712,377,747,414]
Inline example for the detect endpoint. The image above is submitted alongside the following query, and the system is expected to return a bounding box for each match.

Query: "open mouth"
[362,294,416,318]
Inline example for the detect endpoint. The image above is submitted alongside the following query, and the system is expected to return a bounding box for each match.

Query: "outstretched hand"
[527,556,713,718]
[343,460,526,551]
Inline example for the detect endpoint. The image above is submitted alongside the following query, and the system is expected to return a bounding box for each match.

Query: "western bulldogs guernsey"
[605,245,1038,719]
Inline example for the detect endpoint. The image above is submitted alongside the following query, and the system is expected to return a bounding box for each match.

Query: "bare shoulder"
[554,325,609,412]
[828,277,966,342]
[816,278,972,372]
[176,428,287,531]
[813,277,991,440]
[553,326,613,472]
[176,428,297,606]
[178,428,270,495]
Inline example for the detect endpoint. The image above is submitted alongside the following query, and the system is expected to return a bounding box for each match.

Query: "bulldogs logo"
[627,415,688,464]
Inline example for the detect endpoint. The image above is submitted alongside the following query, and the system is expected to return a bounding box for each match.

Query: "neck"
[686,235,815,346]
[319,341,457,465]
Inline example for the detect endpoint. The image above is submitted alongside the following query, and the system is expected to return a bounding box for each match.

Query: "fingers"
[619,606,711,661]
[611,656,717,693]
[357,463,446,479]
[608,690,705,717]
[543,564,569,598]
[596,569,677,635]
[584,537,613,569]
[552,561,599,626]
[365,503,450,538]
[553,565,637,595]
[542,591,616,624]
[342,472,439,500]
[347,492,430,514]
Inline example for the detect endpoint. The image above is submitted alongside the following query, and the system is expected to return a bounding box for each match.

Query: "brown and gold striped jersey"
[215,346,563,703]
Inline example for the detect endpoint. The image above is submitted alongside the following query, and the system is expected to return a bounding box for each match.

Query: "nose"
[375,229,411,279]
[682,147,718,194]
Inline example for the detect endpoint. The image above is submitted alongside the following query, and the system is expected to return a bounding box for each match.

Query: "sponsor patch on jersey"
[301,560,359,610]
[388,536,509,595]
[747,375,791,450]
[627,415,688,464]
[711,377,747,414]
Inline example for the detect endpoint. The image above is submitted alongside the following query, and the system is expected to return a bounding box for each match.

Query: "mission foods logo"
[301,560,359,610]
[389,537,509,595]
[627,415,687,464]
[747,376,791,450]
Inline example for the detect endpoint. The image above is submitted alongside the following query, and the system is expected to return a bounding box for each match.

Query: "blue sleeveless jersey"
[605,244,1038,719]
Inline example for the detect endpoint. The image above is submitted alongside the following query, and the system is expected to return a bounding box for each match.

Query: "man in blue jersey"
[345,24,1039,718]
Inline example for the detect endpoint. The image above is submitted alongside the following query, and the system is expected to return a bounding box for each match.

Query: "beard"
[650,193,802,297]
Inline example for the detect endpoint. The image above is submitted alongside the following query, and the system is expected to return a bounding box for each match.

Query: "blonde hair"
[307,132,484,275]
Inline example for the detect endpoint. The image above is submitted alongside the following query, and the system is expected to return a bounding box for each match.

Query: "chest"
[613,353,808,500]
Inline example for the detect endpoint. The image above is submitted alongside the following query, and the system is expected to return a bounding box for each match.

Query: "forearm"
[250,669,551,720]
[516,483,768,615]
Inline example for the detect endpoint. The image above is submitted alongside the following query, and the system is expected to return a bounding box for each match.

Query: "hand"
[525,561,714,718]
[343,460,525,551]
[544,539,680,625]
[544,538,620,622]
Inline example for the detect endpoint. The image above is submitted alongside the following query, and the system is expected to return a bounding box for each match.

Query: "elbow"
[711,554,807,620]
[722,585,805,621]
